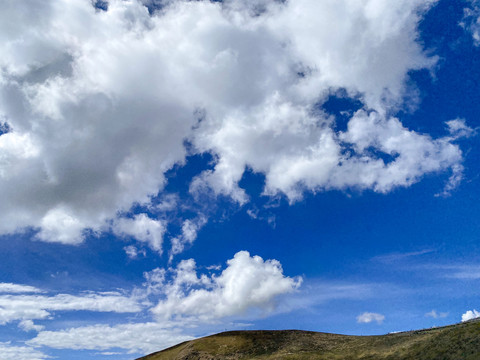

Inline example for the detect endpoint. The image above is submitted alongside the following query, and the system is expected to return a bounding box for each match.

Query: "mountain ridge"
[137,318,480,359]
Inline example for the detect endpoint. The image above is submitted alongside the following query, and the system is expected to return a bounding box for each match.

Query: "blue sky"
[0,0,479,359]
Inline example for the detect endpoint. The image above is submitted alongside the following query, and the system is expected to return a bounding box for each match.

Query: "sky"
[0,0,479,359]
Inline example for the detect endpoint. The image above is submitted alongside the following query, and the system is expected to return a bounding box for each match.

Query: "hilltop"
[137,319,480,360]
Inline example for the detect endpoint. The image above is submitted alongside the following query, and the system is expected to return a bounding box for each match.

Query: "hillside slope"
[137,319,480,360]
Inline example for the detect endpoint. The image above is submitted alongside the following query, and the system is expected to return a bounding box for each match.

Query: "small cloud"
[446,118,475,139]
[372,249,435,263]
[154,193,179,213]
[246,209,258,219]
[18,320,45,332]
[96,352,124,356]
[113,214,166,255]
[245,208,276,228]
[425,310,448,319]
[462,309,480,322]
[357,312,385,324]
[124,245,146,259]
[169,215,208,261]
[232,322,254,328]
[206,265,221,271]
[435,163,464,197]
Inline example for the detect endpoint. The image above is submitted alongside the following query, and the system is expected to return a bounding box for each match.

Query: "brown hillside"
[137,319,480,360]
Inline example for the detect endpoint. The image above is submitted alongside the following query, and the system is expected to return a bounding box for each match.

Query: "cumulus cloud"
[0,342,49,360]
[0,0,467,246]
[151,251,302,321]
[113,214,166,254]
[25,250,299,355]
[462,309,480,322]
[357,312,385,324]
[0,291,142,325]
[28,322,193,354]
[425,310,448,319]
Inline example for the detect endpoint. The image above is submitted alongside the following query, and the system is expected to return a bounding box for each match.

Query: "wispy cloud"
[28,322,193,355]
[419,264,480,280]
[0,342,50,360]
[371,249,435,263]
[461,0,480,46]
[0,283,43,294]
[0,291,142,326]
[425,310,448,319]
[446,266,480,280]
[279,281,398,315]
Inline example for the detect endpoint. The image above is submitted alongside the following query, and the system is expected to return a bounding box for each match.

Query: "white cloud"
[449,268,480,279]
[357,312,385,324]
[154,193,179,213]
[152,251,302,322]
[96,352,124,356]
[0,342,49,360]
[372,249,435,263]
[194,107,463,202]
[433,264,480,280]
[26,251,300,355]
[142,267,167,296]
[0,252,300,357]
[18,320,45,332]
[36,206,86,244]
[446,118,475,139]
[0,283,43,294]
[0,0,467,245]
[15,251,301,355]
[0,291,142,325]
[169,215,208,259]
[113,214,166,254]
[124,245,146,259]
[28,322,193,355]
[462,309,480,322]
[425,310,448,319]
[462,1,480,45]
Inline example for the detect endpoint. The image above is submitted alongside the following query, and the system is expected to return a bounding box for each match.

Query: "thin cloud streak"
[372,249,436,263]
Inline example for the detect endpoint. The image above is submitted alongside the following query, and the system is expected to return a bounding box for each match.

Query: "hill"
[136,319,480,360]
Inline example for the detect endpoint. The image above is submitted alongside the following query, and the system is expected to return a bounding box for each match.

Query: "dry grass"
[137,319,480,360]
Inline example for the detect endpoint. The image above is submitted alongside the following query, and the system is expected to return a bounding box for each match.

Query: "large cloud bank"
[0,0,466,246]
